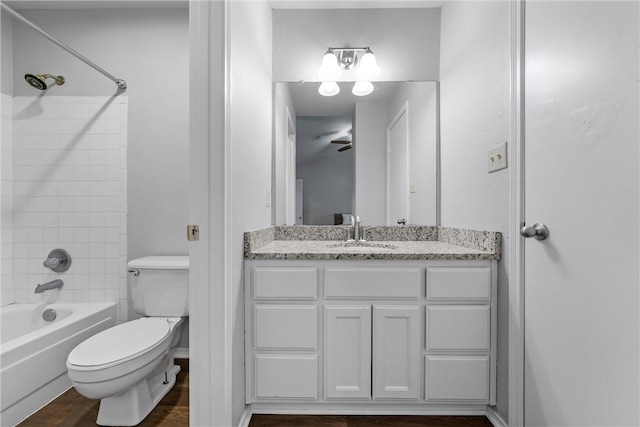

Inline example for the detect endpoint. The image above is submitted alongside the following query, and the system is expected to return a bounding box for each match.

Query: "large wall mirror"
[273,81,439,226]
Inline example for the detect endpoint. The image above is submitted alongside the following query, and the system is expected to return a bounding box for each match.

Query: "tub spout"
[35,279,64,294]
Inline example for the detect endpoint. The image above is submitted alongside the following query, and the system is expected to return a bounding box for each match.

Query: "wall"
[439,1,510,419]
[1,10,13,95]
[11,8,189,262]
[273,8,441,82]
[353,102,387,224]
[229,2,273,424]
[1,94,13,306]
[388,82,438,225]
[296,115,354,225]
[9,96,128,320]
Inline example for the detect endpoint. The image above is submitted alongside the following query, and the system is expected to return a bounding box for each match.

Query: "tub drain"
[42,308,57,322]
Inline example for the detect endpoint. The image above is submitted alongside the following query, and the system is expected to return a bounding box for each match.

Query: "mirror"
[274,81,438,226]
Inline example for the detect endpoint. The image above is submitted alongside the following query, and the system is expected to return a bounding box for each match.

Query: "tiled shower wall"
[5,95,128,321]
[1,94,14,306]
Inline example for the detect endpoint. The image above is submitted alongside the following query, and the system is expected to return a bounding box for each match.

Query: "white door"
[295,179,303,225]
[372,305,420,399]
[524,2,639,426]
[324,306,372,399]
[285,134,296,225]
[387,103,409,225]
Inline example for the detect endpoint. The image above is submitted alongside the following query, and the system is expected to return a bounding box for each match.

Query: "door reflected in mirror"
[274,81,438,226]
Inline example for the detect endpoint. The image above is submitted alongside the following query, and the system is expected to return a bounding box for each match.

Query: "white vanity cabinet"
[245,259,497,412]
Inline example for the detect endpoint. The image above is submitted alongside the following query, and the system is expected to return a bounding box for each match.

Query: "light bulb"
[357,49,381,80]
[318,50,342,81]
[352,81,374,97]
[319,81,340,97]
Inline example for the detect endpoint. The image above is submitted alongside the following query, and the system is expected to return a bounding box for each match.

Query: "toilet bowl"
[66,256,189,426]
[67,317,184,426]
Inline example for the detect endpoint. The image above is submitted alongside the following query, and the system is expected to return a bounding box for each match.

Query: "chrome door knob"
[520,223,549,241]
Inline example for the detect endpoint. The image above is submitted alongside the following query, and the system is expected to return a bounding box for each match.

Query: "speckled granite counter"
[244,226,501,261]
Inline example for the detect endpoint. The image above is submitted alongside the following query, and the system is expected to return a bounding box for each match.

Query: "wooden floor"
[19,359,492,426]
[18,359,189,427]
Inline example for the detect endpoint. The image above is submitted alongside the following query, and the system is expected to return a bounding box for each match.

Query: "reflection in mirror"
[274,81,438,226]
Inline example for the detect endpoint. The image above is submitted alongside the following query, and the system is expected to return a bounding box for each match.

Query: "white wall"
[229,2,273,424]
[273,8,441,82]
[439,1,510,419]
[11,9,189,262]
[354,102,387,224]
[388,82,438,225]
[273,83,296,225]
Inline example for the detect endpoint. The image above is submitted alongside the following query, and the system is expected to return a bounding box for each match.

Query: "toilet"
[66,256,188,426]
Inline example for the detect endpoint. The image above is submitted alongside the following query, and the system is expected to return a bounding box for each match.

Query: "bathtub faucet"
[35,279,64,294]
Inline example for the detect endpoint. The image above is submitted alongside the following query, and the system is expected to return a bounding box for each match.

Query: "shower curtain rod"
[1,3,127,90]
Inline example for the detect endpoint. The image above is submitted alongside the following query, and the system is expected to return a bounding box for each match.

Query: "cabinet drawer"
[325,267,421,299]
[254,305,317,349]
[254,354,318,399]
[254,267,317,299]
[426,267,491,300]
[425,356,489,401]
[426,306,490,351]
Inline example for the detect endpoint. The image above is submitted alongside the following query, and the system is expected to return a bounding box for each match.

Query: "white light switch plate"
[266,189,271,208]
[409,179,416,194]
[488,142,508,173]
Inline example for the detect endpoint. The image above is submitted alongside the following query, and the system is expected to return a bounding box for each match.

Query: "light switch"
[266,189,271,208]
[488,142,508,173]
[409,179,416,194]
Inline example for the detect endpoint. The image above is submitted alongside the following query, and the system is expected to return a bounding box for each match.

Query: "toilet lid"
[68,318,171,367]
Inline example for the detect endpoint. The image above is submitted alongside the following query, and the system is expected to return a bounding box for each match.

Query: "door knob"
[520,223,549,241]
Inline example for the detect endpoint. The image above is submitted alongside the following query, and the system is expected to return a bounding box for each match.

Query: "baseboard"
[485,406,508,427]
[238,406,253,427]
[173,347,189,359]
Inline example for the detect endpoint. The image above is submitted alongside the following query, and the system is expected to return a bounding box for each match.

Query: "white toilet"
[66,256,188,426]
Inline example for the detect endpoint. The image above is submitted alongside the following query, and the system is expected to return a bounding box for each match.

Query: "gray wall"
[1,10,13,95]
[10,8,189,262]
[439,1,510,419]
[273,8,441,82]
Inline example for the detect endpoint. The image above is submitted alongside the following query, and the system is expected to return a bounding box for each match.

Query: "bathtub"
[0,302,116,426]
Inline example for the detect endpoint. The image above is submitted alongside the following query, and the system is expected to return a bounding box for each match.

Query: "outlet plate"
[488,142,508,173]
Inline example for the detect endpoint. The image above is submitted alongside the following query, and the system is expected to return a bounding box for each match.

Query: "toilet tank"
[127,256,189,317]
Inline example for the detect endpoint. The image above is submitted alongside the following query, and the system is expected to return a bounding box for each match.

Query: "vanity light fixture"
[317,47,381,97]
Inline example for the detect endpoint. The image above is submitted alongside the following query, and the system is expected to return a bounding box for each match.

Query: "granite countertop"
[244,226,501,261]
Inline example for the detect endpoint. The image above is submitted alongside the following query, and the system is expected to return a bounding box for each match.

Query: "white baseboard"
[238,406,253,427]
[485,406,508,427]
[173,347,189,359]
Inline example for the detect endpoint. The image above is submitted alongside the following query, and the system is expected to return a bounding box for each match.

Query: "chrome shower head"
[24,74,65,90]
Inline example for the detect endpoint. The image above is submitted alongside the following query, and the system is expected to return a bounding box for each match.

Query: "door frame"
[189,1,233,425]
[508,1,525,426]
[386,101,410,226]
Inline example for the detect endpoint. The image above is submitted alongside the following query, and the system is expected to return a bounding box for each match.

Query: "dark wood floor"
[249,415,493,427]
[19,359,492,426]
[19,359,189,427]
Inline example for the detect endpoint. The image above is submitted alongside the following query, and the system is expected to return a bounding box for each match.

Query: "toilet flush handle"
[128,269,140,276]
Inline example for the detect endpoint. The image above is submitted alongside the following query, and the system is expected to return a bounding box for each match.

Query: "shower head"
[24,74,65,90]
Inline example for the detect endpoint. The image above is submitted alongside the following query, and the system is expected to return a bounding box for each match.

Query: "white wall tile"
[7,96,128,314]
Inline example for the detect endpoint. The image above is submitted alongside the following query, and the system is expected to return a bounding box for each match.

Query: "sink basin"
[327,241,398,250]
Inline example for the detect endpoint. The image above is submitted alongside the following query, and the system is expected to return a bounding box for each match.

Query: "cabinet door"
[324,306,372,399]
[425,356,489,401]
[373,305,420,399]
[254,354,318,399]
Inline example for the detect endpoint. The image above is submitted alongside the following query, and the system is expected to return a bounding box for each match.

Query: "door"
[524,2,639,426]
[324,306,372,399]
[285,132,296,226]
[295,179,303,225]
[387,103,409,225]
[373,305,420,399]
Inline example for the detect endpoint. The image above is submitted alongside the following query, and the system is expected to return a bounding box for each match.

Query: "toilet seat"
[68,318,172,371]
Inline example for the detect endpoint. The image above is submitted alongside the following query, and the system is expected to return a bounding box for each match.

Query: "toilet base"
[96,360,181,426]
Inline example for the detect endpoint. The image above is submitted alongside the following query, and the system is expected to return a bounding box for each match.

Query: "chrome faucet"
[349,215,364,242]
[35,279,64,294]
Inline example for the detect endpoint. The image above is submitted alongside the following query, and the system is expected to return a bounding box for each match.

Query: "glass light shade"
[352,81,374,97]
[357,50,381,80]
[318,51,342,81]
[319,81,340,97]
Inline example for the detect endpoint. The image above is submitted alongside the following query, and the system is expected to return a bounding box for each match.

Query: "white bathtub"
[0,302,116,426]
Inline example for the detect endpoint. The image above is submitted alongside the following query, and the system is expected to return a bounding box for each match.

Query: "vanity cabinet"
[245,259,497,411]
